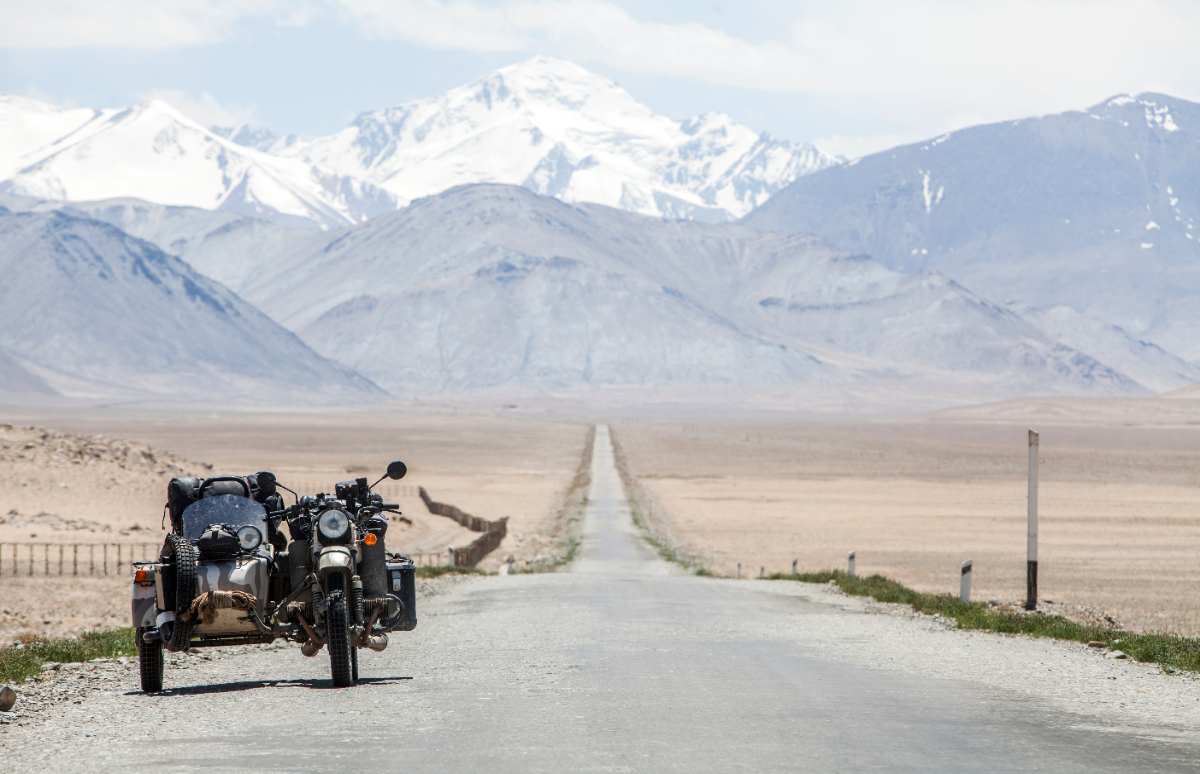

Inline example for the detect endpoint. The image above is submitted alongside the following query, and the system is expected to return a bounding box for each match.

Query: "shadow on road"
[127,675,413,697]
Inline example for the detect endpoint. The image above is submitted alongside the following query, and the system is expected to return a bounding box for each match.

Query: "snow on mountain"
[0,95,98,180]
[0,97,397,229]
[279,57,835,220]
[240,183,1136,397]
[746,91,1200,362]
[0,208,382,401]
[211,123,297,154]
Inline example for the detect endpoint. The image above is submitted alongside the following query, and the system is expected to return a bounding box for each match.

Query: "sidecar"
[132,475,282,692]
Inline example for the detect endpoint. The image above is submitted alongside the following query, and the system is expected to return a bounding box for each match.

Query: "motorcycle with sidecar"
[131,462,416,691]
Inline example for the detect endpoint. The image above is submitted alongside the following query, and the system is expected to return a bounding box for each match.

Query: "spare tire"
[163,534,198,652]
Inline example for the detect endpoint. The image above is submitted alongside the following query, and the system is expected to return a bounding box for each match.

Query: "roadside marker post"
[736,562,742,579]
[847,551,856,578]
[791,559,797,576]
[1026,430,1039,611]
[960,560,973,603]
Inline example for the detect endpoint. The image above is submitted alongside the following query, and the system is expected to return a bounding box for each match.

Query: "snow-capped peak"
[0,94,397,227]
[0,57,833,224]
[280,57,835,219]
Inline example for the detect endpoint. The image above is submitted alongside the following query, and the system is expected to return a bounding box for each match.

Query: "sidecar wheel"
[137,628,163,693]
[326,593,353,688]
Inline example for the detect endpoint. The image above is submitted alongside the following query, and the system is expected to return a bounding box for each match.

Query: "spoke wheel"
[326,591,353,688]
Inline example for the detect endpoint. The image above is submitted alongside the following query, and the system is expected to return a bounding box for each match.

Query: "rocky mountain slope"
[0,208,381,400]
[746,92,1200,360]
[239,184,1135,397]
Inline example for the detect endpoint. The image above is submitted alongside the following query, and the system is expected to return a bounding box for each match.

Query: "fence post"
[1026,429,1039,611]
[736,562,742,578]
[10,544,15,576]
[759,566,765,579]
[847,551,857,578]
[103,544,108,576]
[791,558,797,576]
[960,560,973,603]
[89,544,95,575]
[0,542,4,576]
[59,544,63,575]
[27,544,32,576]
[73,545,78,576]
[43,544,48,576]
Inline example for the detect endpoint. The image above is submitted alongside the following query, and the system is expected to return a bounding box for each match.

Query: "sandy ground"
[614,398,1200,635]
[0,408,589,641]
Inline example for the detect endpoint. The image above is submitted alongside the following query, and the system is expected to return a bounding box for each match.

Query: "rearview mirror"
[386,461,407,480]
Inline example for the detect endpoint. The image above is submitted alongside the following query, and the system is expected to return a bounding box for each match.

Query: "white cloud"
[0,0,317,49]
[331,1,1194,95]
[332,0,1199,145]
[4,0,1200,154]
[141,89,258,128]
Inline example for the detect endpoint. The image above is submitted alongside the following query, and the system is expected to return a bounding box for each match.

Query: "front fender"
[317,546,354,575]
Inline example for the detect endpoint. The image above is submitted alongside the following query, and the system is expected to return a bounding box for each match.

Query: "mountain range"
[747,92,1200,360]
[0,206,379,401]
[1,59,1198,405]
[0,58,832,225]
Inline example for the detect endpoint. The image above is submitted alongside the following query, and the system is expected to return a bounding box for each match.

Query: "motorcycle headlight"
[237,525,263,551]
[318,509,351,541]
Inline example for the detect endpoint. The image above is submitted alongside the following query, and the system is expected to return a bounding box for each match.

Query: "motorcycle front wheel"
[136,627,163,693]
[326,591,354,688]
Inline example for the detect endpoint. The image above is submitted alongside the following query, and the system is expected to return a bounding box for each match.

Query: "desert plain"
[3,392,1200,642]
[616,393,1200,635]
[0,405,590,640]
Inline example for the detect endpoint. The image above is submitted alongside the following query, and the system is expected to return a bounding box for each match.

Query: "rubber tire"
[351,641,359,685]
[326,592,353,688]
[166,535,198,652]
[137,628,164,693]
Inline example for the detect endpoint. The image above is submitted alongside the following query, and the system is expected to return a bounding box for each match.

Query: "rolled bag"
[186,556,270,636]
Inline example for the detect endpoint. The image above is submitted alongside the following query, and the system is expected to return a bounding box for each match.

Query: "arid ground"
[0,407,590,640]
[614,395,1200,635]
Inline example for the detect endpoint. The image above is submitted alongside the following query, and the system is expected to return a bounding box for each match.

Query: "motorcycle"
[131,462,417,692]
[279,461,416,687]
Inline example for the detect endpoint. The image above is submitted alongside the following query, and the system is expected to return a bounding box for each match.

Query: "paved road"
[3,425,1197,772]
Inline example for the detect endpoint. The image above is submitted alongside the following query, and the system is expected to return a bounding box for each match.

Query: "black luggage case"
[385,556,417,631]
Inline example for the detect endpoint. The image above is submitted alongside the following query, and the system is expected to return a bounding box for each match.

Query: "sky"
[1,0,1197,158]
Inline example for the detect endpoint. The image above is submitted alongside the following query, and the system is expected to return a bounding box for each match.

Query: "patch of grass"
[767,571,1200,674]
[415,565,490,578]
[0,627,137,683]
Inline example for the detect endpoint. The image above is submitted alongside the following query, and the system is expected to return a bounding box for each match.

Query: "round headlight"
[318,509,350,541]
[237,525,262,551]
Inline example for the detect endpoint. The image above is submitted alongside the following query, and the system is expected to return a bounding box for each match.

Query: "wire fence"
[0,486,441,578]
[0,542,160,577]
